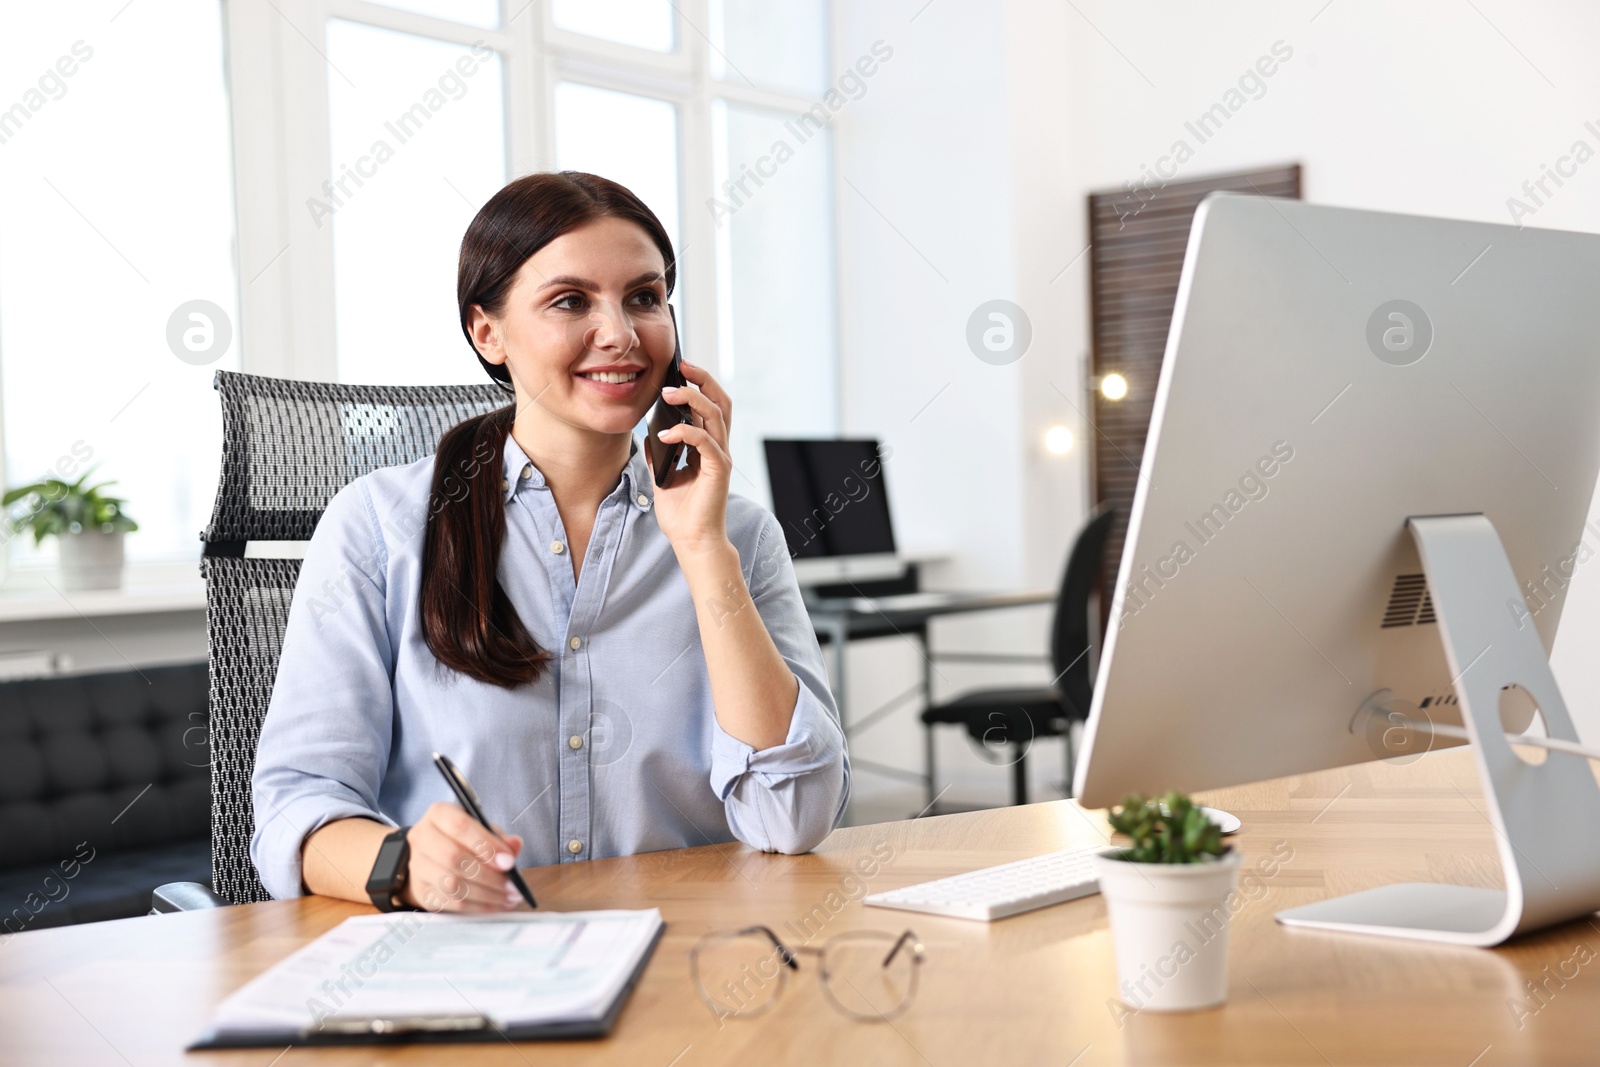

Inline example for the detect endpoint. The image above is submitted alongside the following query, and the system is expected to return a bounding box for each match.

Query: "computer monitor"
[1072,193,1600,945]
[764,438,900,586]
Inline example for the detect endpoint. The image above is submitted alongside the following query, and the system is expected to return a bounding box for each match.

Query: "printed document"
[203,908,663,1035]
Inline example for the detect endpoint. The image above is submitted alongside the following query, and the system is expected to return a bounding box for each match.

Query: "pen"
[432,752,538,909]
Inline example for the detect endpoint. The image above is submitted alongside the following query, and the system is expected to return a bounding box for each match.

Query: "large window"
[306,0,840,501]
[711,99,837,496]
[552,81,682,269]
[0,1,238,573]
[324,19,507,386]
[710,0,830,96]
[0,0,843,581]
[552,0,675,53]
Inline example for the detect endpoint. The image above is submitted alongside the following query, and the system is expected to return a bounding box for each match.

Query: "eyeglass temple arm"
[736,924,920,970]
[883,930,920,968]
[741,925,799,969]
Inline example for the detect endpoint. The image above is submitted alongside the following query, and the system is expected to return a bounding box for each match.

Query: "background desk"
[4,748,1596,1065]
[805,588,1055,800]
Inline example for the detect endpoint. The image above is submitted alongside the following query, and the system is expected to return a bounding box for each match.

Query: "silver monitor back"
[1073,193,1600,809]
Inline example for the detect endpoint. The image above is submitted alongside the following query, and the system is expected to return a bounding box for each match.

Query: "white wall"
[831,0,1074,808]
[1027,0,1600,737]
[833,5,1027,590]
[829,1,1020,807]
[827,0,1600,809]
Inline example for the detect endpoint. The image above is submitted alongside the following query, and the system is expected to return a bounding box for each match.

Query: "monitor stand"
[1276,514,1600,946]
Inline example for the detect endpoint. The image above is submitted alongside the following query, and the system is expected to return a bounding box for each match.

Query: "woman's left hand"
[648,360,735,558]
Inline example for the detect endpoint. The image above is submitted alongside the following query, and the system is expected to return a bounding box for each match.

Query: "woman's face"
[472,216,673,437]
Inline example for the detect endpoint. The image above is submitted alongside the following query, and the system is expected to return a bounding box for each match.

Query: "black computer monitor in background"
[763,439,900,584]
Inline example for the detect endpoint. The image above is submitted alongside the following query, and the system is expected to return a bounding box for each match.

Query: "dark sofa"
[0,662,211,931]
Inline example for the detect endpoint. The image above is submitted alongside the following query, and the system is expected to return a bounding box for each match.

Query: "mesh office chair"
[919,506,1116,807]
[152,370,508,911]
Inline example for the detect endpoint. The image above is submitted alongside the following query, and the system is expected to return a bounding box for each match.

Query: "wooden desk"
[4,748,1597,1065]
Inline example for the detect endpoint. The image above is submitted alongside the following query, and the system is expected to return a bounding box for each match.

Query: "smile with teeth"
[578,370,641,384]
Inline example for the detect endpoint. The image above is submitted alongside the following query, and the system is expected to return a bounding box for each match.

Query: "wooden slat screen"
[1086,164,1302,615]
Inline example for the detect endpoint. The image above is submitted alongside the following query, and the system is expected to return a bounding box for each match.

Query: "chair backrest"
[1049,506,1118,721]
[200,370,508,903]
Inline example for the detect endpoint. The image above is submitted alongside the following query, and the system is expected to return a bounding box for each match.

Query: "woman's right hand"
[399,801,526,912]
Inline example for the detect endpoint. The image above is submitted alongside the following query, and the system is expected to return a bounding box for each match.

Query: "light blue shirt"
[250,433,850,899]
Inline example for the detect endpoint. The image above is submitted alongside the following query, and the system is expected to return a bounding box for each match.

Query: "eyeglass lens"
[819,932,918,1020]
[692,931,789,1018]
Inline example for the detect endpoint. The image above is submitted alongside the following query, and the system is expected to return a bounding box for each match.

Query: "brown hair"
[420,171,676,688]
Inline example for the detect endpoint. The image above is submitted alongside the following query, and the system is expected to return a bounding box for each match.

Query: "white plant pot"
[1094,848,1243,1013]
[58,530,126,590]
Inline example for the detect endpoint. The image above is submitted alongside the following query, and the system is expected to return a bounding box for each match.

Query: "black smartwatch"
[365,826,413,912]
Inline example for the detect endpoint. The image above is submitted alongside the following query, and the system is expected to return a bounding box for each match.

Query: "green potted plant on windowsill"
[1093,791,1241,1014]
[3,468,139,590]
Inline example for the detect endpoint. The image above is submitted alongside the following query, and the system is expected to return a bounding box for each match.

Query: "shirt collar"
[500,433,545,499]
[501,433,656,511]
[619,437,654,508]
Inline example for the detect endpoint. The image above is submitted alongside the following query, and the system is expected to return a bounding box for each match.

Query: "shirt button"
[550,540,565,555]
[567,839,583,854]
[635,493,650,508]
[568,734,584,750]
[568,636,583,651]
[501,478,509,493]
[520,463,533,480]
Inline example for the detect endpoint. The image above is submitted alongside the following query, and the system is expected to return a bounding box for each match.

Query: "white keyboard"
[864,845,1109,921]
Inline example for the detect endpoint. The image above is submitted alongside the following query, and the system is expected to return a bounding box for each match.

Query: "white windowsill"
[0,561,206,623]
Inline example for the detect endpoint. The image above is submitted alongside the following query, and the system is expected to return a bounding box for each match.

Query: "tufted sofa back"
[0,663,209,870]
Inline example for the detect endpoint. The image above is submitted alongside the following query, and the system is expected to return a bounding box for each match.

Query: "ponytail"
[419,404,551,687]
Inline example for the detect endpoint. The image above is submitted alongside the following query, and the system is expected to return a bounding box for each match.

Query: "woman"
[250,171,849,911]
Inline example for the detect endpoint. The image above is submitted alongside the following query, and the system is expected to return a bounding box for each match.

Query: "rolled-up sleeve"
[249,480,397,899]
[709,514,850,854]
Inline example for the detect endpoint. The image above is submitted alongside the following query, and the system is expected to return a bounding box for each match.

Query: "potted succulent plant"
[1094,792,1241,1014]
[3,468,139,590]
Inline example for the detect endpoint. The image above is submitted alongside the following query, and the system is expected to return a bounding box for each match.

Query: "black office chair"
[919,506,1116,807]
[152,370,508,911]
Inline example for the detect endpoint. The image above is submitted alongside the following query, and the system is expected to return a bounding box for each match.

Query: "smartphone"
[645,305,693,488]
[432,752,537,909]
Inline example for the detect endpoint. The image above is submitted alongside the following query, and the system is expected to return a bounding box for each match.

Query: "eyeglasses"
[689,925,924,1023]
